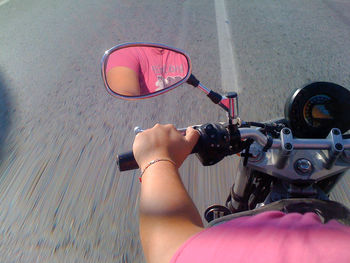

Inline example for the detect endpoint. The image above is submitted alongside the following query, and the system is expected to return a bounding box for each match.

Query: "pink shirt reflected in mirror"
[106,47,188,95]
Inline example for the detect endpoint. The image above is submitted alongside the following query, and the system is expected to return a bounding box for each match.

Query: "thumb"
[185,127,200,149]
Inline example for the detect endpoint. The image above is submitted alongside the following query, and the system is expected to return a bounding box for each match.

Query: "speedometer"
[303,94,333,128]
[285,82,350,138]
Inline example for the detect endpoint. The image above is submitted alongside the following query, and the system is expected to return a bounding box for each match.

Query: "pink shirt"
[106,46,188,95]
[170,211,350,263]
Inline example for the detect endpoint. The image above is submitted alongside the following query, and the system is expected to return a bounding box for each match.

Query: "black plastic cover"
[195,123,236,166]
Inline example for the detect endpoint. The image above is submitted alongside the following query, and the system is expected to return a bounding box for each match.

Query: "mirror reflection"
[105,46,189,97]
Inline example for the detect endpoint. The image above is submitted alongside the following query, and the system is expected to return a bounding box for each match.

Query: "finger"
[185,127,200,148]
[153,123,161,129]
[165,123,176,131]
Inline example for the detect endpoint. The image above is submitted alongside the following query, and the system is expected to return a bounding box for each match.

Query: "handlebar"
[117,126,350,172]
[240,128,350,150]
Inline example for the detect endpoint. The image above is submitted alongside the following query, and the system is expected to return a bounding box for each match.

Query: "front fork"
[226,159,252,212]
[204,159,252,223]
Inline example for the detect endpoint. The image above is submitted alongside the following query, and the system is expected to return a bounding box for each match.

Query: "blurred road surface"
[0,0,350,262]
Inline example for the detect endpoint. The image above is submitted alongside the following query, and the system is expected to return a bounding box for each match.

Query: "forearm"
[139,161,203,226]
[134,125,203,262]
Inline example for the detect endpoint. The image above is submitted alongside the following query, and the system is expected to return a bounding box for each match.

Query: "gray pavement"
[0,0,349,262]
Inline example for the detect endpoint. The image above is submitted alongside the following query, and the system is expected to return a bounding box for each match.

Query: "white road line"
[0,0,10,7]
[215,0,240,93]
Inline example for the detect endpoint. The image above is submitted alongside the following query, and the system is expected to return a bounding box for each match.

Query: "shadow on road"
[0,69,12,163]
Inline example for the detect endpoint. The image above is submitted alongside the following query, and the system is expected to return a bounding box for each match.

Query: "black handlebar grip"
[117,151,139,171]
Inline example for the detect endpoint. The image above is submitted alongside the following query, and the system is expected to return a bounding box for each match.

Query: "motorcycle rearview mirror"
[101,42,239,122]
[101,42,192,100]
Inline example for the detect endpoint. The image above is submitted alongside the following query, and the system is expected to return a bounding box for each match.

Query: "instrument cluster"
[284,82,350,138]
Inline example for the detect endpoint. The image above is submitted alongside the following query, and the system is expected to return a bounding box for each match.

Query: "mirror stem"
[187,74,223,104]
[226,92,239,124]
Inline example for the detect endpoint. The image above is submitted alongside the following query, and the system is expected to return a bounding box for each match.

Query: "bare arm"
[106,66,140,96]
[133,124,204,263]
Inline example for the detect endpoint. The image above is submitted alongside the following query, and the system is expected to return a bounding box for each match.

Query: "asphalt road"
[0,0,350,262]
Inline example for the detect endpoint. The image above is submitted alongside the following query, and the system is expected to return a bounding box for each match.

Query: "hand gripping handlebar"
[117,126,350,172]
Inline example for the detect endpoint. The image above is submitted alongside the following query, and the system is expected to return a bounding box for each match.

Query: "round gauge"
[303,94,333,128]
[285,82,350,138]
